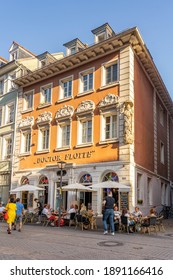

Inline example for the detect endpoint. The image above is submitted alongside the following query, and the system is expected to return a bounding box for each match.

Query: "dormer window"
[70,47,76,55]
[91,23,115,44]
[97,32,105,43]
[40,59,46,67]
[63,38,86,56]
[11,51,18,61]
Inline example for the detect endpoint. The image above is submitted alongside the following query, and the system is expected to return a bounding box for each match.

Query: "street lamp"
[57,161,66,227]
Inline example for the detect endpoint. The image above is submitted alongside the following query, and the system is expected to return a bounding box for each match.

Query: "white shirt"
[42,208,51,217]
[0,206,5,212]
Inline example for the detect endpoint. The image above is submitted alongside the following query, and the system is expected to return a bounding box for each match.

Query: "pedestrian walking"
[102,190,115,235]
[5,197,17,234]
[13,198,24,232]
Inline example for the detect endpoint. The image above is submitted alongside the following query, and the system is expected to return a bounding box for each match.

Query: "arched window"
[103,172,119,182]
[39,176,49,185]
[21,176,29,185]
[79,173,92,185]
[102,172,119,205]
[79,173,92,209]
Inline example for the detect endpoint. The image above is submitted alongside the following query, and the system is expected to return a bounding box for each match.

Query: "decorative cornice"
[13,26,173,117]
[76,100,95,115]
[18,116,34,129]
[98,93,119,109]
[55,105,74,120]
[36,111,52,125]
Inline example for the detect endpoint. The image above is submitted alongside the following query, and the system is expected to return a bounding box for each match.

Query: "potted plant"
[137,199,143,205]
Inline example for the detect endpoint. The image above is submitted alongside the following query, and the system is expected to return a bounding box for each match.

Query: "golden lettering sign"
[36,150,95,164]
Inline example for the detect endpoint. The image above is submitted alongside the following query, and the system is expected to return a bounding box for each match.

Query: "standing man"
[34,197,43,223]
[14,198,24,232]
[102,190,115,235]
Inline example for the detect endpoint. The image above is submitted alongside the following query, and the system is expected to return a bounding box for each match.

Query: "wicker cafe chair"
[75,214,87,231]
[141,216,157,235]
[156,215,165,232]
[23,211,33,224]
[69,212,76,227]
[120,216,129,234]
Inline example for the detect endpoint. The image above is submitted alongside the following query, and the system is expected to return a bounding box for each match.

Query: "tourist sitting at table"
[113,205,121,231]
[42,204,58,226]
[79,203,90,228]
[63,204,76,219]
[122,208,135,233]
[132,206,143,220]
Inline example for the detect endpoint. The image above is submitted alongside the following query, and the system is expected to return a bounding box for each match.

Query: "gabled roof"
[36,51,57,63]
[0,56,8,63]
[9,41,36,57]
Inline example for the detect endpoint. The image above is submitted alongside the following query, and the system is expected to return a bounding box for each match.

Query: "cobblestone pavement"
[0,219,173,260]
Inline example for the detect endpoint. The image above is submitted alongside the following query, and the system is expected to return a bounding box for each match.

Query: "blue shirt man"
[14,198,24,232]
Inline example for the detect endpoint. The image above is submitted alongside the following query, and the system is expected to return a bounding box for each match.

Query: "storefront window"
[39,176,49,205]
[79,173,92,208]
[103,172,119,205]
[21,176,29,185]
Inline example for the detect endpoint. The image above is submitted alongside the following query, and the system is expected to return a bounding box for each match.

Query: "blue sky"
[1,0,173,98]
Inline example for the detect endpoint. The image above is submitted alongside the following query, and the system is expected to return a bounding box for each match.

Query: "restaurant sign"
[36,150,95,164]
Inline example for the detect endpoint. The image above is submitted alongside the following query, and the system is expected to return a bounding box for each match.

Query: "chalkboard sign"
[28,193,34,208]
[120,192,129,210]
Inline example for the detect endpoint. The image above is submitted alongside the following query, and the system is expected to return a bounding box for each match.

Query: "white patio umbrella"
[62,183,94,192]
[91,181,130,192]
[10,184,44,193]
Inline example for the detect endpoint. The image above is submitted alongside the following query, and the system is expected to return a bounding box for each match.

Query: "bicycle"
[158,205,170,219]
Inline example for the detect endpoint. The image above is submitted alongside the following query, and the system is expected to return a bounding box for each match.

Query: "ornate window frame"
[36,112,52,154]
[98,93,119,144]
[76,100,95,148]
[55,105,74,151]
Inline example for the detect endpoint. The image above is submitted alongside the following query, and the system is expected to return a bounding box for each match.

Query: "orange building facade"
[12,24,173,214]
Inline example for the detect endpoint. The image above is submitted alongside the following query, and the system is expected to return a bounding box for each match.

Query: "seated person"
[74,204,79,214]
[42,204,58,226]
[149,208,157,217]
[132,206,143,220]
[122,208,135,233]
[63,204,76,219]
[80,203,87,215]
[113,205,121,231]
[141,208,157,228]
[79,203,90,227]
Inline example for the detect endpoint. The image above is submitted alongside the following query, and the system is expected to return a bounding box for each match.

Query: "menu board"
[120,192,129,210]
[28,193,34,208]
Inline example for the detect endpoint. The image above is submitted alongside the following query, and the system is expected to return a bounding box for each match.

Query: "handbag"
[3,212,8,220]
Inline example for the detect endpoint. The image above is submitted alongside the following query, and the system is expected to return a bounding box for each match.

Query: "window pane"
[106,63,118,84]
[24,133,31,152]
[25,93,33,109]
[62,125,70,146]
[83,73,93,92]
[82,120,92,143]
[106,66,111,84]
[112,115,117,138]
[105,116,111,139]
[43,87,51,103]
[42,129,49,149]
[112,64,118,82]
[7,104,14,123]
[64,80,72,98]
